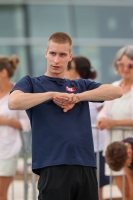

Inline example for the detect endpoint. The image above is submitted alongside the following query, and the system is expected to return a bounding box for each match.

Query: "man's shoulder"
[20,75,45,84]
[12,75,45,93]
[73,78,93,85]
[74,78,92,82]
[23,75,44,80]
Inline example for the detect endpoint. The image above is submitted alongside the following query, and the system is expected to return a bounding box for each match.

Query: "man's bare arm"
[54,84,123,106]
[9,84,123,111]
[53,84,123,112]
[8,90,57,110]
[78,84,123,101]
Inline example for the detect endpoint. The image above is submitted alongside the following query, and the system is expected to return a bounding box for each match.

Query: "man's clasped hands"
[53,93,80,113]
[53,92,116,131]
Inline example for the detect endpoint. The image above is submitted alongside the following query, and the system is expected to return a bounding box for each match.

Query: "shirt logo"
[66,86,76,92]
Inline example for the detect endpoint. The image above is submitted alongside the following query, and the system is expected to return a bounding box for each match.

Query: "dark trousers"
[38,165,98,200]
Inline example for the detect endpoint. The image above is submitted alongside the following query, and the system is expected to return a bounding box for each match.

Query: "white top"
[89,102,107,152]
[111,91,132,120]
[97,79,133,155]
[0,93,31,159]
[105,91,132,146]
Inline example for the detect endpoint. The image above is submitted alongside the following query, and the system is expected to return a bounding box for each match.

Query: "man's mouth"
[52,65,60,70]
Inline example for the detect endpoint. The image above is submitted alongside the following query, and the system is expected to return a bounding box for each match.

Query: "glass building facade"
[0,0,133,83]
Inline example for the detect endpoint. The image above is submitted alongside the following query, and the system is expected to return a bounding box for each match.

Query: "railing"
[10,126,133,200]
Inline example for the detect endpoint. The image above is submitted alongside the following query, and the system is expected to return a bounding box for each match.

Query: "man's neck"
[44,72,65,79]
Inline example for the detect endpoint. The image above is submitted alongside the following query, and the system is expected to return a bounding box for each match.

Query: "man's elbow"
[8,97,18,110]
[116,86,123,98]
[107,86,123,101]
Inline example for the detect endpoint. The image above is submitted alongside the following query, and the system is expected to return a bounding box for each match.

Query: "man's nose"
[54,55,60,64]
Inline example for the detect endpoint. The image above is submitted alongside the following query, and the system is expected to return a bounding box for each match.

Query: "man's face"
[45,41,72,78]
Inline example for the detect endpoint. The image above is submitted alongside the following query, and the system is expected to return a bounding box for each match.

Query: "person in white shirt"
[0,55,31,200]
[66,56,109,200]
[97,45,133,198]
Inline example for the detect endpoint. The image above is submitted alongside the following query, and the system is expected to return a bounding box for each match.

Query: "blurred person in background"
[97,45,133,197]
[105,137,133,199]
[0,55,31,200]
[66,56,109,200]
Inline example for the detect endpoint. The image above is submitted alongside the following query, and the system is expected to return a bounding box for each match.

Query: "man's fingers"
[54,97,72,105]
[53,96,69,105]
[63,108,68,112]
[53,94,78,111]
[53,93,79,105]
[53,100,65,108]
[68,94,78,103]
[54,99,69,106]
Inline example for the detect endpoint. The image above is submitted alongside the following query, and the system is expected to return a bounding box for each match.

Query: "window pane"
[28,5,70,37]
[0,5,25,37]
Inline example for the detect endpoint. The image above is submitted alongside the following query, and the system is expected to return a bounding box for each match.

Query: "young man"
[105,137,133,199]
[8,32,122,200]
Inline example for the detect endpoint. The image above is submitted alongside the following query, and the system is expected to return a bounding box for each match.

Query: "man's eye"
[61,54,65,57]
[50,52,56,55]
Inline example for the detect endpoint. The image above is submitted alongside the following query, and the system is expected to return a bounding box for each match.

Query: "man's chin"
[51,70,62,75]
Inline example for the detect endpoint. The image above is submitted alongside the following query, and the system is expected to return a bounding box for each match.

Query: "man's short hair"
[48,32,72,49]
[105,141,128,171]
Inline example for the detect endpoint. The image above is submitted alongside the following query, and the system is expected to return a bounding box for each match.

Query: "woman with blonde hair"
[0,55,31,200]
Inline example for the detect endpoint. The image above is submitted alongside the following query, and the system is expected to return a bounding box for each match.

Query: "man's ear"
[127,149,132,156]
[69,53,73,62]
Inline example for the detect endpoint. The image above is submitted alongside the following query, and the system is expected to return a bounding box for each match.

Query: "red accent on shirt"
[66,86,76,92]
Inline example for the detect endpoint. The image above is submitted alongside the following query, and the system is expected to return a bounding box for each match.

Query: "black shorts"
[38,165,98,200]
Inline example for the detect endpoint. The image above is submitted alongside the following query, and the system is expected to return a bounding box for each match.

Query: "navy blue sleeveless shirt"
[11,75,102,175]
